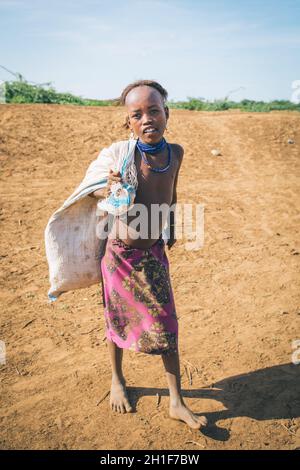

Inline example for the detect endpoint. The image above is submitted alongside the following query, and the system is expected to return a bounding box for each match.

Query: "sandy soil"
[0,104,299,450]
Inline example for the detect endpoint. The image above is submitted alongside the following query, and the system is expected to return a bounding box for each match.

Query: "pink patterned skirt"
[100,237,178,355]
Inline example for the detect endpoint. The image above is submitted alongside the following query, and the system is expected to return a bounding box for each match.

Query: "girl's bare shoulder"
[169,143,184,162]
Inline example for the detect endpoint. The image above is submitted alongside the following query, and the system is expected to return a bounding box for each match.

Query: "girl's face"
[125,86,169,144]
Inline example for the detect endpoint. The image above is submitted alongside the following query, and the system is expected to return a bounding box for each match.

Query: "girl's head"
[119,79,169,144]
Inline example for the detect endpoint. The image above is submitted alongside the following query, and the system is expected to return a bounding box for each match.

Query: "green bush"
[169,96,300,112]
[4,80,300,112]
[4,81,117,106]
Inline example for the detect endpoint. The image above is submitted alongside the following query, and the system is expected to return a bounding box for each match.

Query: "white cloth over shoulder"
[45,140,134,301]
[44,138,171,302]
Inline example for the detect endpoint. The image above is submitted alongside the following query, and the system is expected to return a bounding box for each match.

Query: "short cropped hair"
[118,80,168,129]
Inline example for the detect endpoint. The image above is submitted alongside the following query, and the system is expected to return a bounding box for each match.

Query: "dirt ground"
[0,104,299,450]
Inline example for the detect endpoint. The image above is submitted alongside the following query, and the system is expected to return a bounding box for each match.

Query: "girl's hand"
[105,169,122,197]
[167,237,176,250]
[167,223,176,250]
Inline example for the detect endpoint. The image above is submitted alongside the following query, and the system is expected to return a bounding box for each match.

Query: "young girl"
[91,80,207,430]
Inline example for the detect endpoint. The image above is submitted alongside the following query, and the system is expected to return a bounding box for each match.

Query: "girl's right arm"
[89,170,122,198]
[89,188,106,198]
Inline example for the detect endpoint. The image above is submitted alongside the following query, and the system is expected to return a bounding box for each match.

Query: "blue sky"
[0,0,299,101]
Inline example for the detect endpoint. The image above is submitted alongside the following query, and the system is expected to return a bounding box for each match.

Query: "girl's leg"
[161,350,207,429]
[107,338,132,413]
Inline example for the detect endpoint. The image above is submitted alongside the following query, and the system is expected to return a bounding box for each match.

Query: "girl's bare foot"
[110,377,133,413]
[169,401,208,429]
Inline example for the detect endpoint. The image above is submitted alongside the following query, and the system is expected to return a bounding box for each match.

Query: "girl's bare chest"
[134,149,177,193]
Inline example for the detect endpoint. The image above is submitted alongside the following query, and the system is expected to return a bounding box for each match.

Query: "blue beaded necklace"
[137,137,167,154]
[136,137,171,173]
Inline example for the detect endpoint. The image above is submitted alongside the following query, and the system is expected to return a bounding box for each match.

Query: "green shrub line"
[2,81,116,106]
[2,81,300,112]
[168,97,300,112]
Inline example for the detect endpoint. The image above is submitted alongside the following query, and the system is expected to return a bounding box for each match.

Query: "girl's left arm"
[167,145,184,250]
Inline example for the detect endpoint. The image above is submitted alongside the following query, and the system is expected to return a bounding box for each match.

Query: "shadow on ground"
[127,363,300,441]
